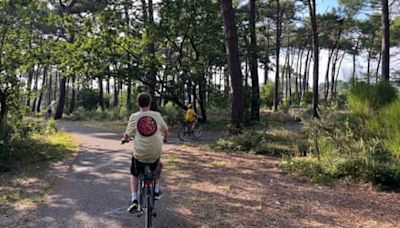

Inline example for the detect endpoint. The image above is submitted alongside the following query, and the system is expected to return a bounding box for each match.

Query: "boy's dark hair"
[137,92,152,108]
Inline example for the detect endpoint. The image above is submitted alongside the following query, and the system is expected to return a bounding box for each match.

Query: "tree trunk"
[264,26,270,85]
[334,52,345,93]
[69,74,76,114]
[352,38,359,81]
[98,77,104,111]
[54,76,66,120]
[54,70,58,100]
[106,76,110,95]
[296,48,303,98]
[126,79,132,110]
[224,66,230,95]
[26,69,34,108]
[220,0,244,128]
[249,0,260,121]
[376,52,382,84]
[146,0,158,111]
[324,48,334,100]
[47,66,52,105]
[330,49,340,99]
[37,66,48,112]
[308,0,319,118]
[31,68,40,113]
[199,77,207,122]
[0,92,8,132]
[113,77,119,107]
[273,0,281,112]
[289,47,295,103]
[298,48,305,96]
[366,34,376,84]
[381,0,390,82]
[302,49,311,99]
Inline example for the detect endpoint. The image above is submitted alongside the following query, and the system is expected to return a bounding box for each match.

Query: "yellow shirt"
[185,108,196,122]
[125,111,168,163]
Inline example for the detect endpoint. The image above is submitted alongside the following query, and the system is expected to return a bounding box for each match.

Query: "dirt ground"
[163,145,400,228]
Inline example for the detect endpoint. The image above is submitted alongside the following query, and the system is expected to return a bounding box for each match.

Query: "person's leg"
[154,161,163,193]
[128,157,141,212]
[130,175,138,201]
[150,159,163,197]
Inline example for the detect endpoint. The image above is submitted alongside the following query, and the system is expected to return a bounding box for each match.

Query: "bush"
[287,83,400,189]
[68,106,130,122]
[0,116,66,171]
[160,102,183,126]
[77,88,99,110]
[208,90,230,111]
[211,130,293,156]
[300,91,313,105]
[381,99,400,158]
[260,81,274,108]
[348,81,397,116]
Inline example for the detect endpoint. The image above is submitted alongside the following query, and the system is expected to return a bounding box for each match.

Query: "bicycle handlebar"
[122,139,167,144]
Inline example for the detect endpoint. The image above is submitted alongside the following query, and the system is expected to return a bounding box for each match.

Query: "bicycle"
[137,165,157,228]
[122,139,158,228]
[178,117,203,140]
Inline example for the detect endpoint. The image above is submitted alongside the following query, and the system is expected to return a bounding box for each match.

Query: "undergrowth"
[283,82,400,189]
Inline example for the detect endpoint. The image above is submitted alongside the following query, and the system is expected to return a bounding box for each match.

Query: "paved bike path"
[34,121,193,228]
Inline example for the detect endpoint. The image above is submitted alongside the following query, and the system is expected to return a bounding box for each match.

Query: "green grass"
[0,131,77,216]
[4,131,77,167]
[210,127,300,157]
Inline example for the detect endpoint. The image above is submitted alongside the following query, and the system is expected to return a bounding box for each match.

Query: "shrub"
[160,102,183,126]
[260,81,274,108]
[211,130,293,156]
[348,82,397,116]
[77,89,100,111]
[289,84,400,189]
[381,99,400,158]
[208,90,230,111]
[300,91,313,105]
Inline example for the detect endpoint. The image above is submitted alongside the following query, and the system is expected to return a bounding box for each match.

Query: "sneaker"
[127,200,138,213]
[154,191,163,200]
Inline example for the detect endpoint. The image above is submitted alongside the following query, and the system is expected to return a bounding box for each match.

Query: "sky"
[317,0,339,13]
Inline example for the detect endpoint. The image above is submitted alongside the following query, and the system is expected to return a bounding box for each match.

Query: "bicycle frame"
[137,166,156,228]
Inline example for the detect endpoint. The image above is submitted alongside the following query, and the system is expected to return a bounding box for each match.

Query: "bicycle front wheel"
[193,125,203,138]
[145,196,152,228]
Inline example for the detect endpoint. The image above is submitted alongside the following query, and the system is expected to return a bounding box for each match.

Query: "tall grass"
[284,82,400,189]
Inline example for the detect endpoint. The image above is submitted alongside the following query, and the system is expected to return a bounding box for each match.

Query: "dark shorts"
[130,157,160,177]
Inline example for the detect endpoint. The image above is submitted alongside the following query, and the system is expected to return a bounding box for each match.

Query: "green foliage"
[68,106,129,122]
[0,116,77,172]
[0,131,77,172]
[260,82,274,108]
[160,102,184,126]
[208,89,230,111]
[76,89,100,111]
[381,99,400,158]
[211,130,294,156]
[348,82,397,116]
[287,83,400,188]
[301,92,313,105]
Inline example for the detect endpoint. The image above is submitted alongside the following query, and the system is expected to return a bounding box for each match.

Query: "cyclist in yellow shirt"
[185,104,197,129]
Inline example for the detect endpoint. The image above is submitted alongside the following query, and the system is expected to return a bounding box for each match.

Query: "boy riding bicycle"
[185,104,197,129]
[122,92,168,213]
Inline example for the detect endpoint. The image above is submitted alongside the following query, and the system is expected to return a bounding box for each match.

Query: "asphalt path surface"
[34,121,193,228]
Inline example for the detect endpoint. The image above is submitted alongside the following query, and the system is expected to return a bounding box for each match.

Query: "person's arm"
[159,113,169,142]
[123,114,136,141]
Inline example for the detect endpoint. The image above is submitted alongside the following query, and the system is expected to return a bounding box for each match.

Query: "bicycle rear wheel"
[145,195,152,228]
[178,125,188,140]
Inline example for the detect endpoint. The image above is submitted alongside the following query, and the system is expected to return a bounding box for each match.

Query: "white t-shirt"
[125,111,168,163]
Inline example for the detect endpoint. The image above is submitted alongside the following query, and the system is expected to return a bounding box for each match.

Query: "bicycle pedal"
[152,212,157,217]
